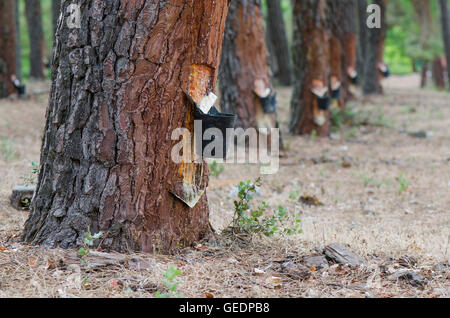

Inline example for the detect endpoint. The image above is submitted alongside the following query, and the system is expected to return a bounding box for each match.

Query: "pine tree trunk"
[290,0,330,136]
[363,0,385,95]
[15,0,22,82]
[439,0,450,89]
[421,62,428,88]
[219,0,274,130]
[52,0,62,38]
[22,0,229,254]
[342,0,358,100]
[266,0,292,86]
[357,0,368,78]
[432,58,445,90]
[25,0,45,79]
[0,0,16,98]
[328,0,345,109]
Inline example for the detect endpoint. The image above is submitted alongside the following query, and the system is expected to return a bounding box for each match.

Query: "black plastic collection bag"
[186,93,237,159]
[258,93,277,114]
[316,95,330,111]
[331,87,341,100]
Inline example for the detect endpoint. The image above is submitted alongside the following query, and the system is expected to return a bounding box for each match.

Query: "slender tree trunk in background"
[0,0,16,98]
[421,62,429,88]
[266,0,292,86]
[219,0,275,130]
[52,0,62,39]
[290,0,330,136]
[357,0,368,78]
[439,0,450,89]
[327,0,345,109]
[342,0,358,101]
[15,0,22,82]
[25,0,45,79]
[432,58,445,90]
[363,0,385,95]
[22,0,229,254]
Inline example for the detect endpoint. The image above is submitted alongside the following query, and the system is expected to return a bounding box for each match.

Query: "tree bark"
[327,0,345,109]
[439,0,450,90]
[219,0,275,130]
[357,0,368,78]
[15,0,22,82]
[0,0,16,98]
[52,0,62,39]
[362,0,386,95]
[22,0,230,254]
[265,0,292,86]
[421,62,428,88]
[432,58,445,90]
[342,0,358,100]
[25,0,45,79]
[290,0,330,136]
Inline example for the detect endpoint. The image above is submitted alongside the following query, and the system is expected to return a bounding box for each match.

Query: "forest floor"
[0,75,449,298]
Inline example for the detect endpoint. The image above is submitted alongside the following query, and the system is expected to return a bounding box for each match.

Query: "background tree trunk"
[219,0,274,130]
[25,0,45,79]
[342,0,358,101]
[432,58,445,89]
[15,0,22,82]
[362,0,386,95]
[290,0,330,136]
[0,0,16,98]
[327,0,345,109]
[52,0,62,39]
[265,0,292,86]
[357,0,368,78]
[439,0,450,89]
[22,0,229,254]
[421,62,429,88]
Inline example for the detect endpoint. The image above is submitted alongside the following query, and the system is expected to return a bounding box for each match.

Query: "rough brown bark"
[439,0,450,89]
[362,0,386,95]
[25,0,45,79]
[22,0,229,254]
[290,0,330,136]
[219,0,275,130]
[0,0,16,98]
[432,58,445,90]
[266,0,292,86]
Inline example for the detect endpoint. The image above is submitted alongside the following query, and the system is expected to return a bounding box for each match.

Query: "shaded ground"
[0,75,449,298]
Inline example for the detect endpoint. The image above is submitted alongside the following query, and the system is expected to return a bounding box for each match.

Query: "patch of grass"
[228,178,302,238]
[397,173,410,194]
[0,137,17,161]
[209,160,225,178]
[155,265,184,298]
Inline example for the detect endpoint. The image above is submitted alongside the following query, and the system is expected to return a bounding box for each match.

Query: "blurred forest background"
[16,0,446,81]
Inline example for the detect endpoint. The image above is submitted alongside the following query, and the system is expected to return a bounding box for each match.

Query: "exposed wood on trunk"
[265,0,292,86]
[24,0,45,79]
[290,0,330,136]
[22,0,230,254]
[421,62,429,88]
[439,0,450,90]
[0,0,17,98]
[219,0,275,131]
